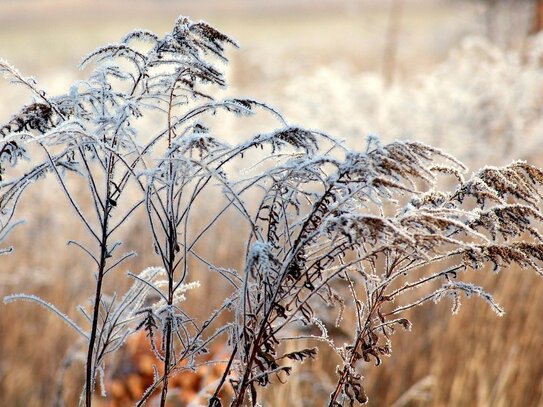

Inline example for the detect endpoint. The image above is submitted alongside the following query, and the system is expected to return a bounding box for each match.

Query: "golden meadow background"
[1,1,543,406]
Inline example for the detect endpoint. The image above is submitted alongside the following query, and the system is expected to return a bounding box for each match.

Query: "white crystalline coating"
[440,281,505,317]
[3,293,88,338]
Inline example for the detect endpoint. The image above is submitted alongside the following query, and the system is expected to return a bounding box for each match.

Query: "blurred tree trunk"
[484,0,499,42]
[382,0,403,87]
[532,0,543,33]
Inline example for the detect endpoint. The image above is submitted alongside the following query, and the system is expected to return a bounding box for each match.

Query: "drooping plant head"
[212,131,543,406]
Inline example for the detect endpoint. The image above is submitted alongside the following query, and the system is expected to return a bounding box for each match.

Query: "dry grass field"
[1,1,543,406]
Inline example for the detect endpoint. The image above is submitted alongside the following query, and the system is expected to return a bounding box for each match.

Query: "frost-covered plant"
[2,16,543,407]
[0,17,242,406]
[211,135,543,406]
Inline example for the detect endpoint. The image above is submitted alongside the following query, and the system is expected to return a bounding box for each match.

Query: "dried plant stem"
[159,216,176,407]
[85,162,115,407]
[158,79,182,407]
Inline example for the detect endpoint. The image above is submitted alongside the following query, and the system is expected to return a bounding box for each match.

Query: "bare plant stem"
[85,195,112,407]
[159,221,176,407]
[159,86,179,406]
[327,332,366,406]
[328,303,378,406]
[159,308,173,406]
[85,151,116,406]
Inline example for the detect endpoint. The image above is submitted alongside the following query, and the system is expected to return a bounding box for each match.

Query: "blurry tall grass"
[1,1,543,406]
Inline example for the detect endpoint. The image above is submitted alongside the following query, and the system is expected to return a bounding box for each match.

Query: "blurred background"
[1,0,543,406]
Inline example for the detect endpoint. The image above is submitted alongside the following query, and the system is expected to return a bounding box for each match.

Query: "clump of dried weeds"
[1,16,543,407]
